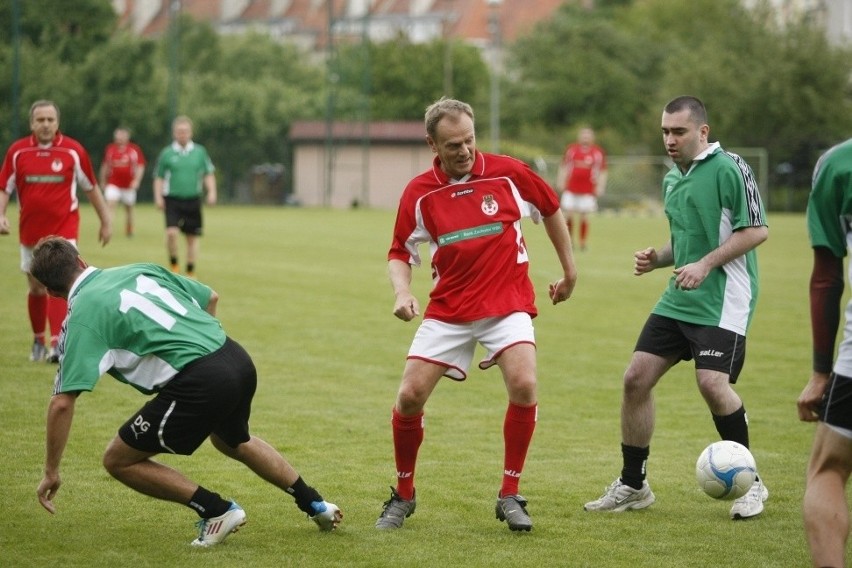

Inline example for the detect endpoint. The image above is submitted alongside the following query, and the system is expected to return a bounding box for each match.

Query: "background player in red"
[0,100,111,362]
[375,98,577,532]
[100,126,146,238]
[557,127,607,251]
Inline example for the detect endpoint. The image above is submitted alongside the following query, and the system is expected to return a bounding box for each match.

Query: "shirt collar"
[171,140,195,154]
[30,132,62,149]
[431,151,486,184]
[693,141,721,162]
[681,142,721,175]
[68,266,99,300]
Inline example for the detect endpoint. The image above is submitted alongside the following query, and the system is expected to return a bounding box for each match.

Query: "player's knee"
[395,386,428,414]
[505,374,536,400]
[102,450,123,478]
[695,371,731,400]
[622,366,656,400]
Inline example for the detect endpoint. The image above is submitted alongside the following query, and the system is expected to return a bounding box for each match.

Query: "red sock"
[47,296,68,347]
[501,402,537,497]
[28,293,48,342]
[580,219,589,246]
[391,407,424,501]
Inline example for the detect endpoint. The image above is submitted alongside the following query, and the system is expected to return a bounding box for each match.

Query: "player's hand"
[98,223,112,247]
[549,273,576,305]
[37,472,61,514]
[633,248,657,275]
[673,260,710,290]
[393,292,420,322]
[154,197,164,210]
[0,215,9,235]
[797,372,830,422]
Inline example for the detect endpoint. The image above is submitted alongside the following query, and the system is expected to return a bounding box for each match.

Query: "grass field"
[0,204,822,567]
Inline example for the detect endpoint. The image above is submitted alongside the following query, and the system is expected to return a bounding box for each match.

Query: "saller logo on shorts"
[698,349,724,357]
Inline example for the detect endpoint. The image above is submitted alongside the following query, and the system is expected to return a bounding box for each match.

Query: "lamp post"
[487,0,502,154]
[167,0,181,124]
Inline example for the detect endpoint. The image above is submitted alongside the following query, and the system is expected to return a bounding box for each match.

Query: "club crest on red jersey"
[481,194,498,216]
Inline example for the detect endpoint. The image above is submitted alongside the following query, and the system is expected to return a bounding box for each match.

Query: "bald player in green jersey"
[585,95,769,520]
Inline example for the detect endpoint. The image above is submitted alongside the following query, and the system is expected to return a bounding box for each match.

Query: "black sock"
[620,443,649,490]
[286,477,324,514]
[186,262,194,273]
[187,486,231,518]
[713,405,750,448]
[169,256,178,266]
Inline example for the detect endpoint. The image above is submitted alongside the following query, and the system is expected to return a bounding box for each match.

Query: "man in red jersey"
[375,98,577,532]
[557,127,607,251]
[100,126,146,238]
[0,100,111,362]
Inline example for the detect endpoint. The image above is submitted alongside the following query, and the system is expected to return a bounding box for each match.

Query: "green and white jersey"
[654,142,767,335]
[54,264,226,395]
[807,138,852,375]
[155,141,215,199]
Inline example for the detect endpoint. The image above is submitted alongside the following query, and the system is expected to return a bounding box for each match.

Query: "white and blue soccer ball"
[695,440,757,500]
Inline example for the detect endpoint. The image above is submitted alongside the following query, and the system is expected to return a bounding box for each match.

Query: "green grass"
[0,204,820,567]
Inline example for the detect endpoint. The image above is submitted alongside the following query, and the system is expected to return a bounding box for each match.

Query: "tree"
[0,0,116,63]
[503,3,663,153]
[504,0,852,185]
[620,0,852,178]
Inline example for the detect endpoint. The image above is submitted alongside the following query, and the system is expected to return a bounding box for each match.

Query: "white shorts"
[20,239,77,272]
[407,312,536,380]
[560,192,598,214]
[105,184,137,206]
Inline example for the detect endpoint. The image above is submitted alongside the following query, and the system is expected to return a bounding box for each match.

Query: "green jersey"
[155,141,215,199]
[53,264,226,395]
[807,138,852,258]
[654,143,767,335]
[807,138,852,376]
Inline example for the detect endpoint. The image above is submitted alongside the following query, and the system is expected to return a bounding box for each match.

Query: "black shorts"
[820,372,852,431]
[164,196,203,235]
[118,337,257,455]
[635,314,747,383]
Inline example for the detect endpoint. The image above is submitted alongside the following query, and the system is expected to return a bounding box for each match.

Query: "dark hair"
[663,95,707,125]
[424,97,474,139]
[30,237,80,295]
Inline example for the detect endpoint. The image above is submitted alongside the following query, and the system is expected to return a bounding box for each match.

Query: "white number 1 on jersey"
[119,275,189,330]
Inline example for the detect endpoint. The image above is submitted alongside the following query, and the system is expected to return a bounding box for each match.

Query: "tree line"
[1,0,849,206]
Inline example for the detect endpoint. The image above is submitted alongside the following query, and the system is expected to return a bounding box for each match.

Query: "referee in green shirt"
[153,115,217,277]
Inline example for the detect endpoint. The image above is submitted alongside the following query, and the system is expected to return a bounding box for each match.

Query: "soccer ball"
[695,440,757,500]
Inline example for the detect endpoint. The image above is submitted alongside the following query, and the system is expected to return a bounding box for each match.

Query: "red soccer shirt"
[103,142,146,189]
[562,143,606,195]
[0,133,98,246]
[388,152,559,323]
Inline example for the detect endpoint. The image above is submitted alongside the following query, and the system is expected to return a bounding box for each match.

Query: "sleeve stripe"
[726,152,765,227]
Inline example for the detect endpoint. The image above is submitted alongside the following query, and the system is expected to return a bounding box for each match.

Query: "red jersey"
[103,142,146,189]
[0,133,98,246]
[388,152,559,323]
[562,143,606,195]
